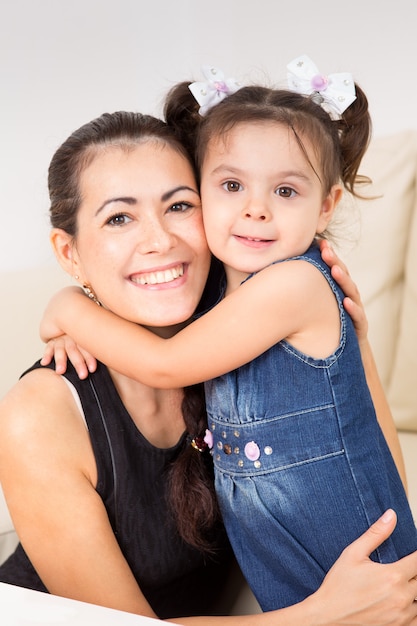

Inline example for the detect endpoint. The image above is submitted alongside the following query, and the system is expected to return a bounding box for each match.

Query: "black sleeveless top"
[0,360,233,618]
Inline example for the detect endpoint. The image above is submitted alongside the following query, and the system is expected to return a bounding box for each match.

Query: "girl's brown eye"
[225,181,241,192]
[277,187,295,198]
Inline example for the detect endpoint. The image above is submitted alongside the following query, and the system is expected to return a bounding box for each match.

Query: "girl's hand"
[319,239,368,345]
[40,287,98,379]
[41,336,97,379]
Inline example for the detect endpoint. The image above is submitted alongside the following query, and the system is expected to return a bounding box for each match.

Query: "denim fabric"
[205,244,417,611]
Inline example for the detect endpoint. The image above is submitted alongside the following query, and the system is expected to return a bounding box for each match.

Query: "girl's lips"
[129,263,186,287]
[234,235,274,248]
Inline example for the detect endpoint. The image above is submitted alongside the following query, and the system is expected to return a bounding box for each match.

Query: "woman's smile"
[129,262,186,288]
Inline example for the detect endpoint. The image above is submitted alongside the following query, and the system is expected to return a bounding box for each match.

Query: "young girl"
[41,57,417,611]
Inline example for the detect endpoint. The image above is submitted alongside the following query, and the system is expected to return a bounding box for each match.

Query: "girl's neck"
[144,320,188,339]
[224,265,251,295]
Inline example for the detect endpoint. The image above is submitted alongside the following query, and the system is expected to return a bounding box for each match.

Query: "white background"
[1,0,415,271]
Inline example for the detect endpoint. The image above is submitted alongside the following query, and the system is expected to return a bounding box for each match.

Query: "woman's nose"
[136,217,177,254]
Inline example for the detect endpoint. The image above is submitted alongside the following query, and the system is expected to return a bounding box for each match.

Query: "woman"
[1,111,417,624]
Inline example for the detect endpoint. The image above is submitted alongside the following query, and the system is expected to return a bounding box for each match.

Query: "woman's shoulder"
[0,365,91,459]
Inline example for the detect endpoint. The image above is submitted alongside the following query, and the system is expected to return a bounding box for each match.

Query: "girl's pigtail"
[164,81,202,169]
[336,83,372,195]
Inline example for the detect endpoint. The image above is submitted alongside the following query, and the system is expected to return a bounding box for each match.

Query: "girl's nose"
[242,198,271,221]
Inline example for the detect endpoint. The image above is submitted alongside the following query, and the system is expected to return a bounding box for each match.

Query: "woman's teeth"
[132,264,184,285]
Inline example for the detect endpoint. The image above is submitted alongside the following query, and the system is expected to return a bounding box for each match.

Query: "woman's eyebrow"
[95,196,136,216]
[161,185,199,202]
[95,186,199,216]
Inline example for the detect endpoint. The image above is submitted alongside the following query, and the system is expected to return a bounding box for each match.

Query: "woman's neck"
[109,367,186,448]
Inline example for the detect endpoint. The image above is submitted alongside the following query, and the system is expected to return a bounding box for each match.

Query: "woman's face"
[69,141,210,332]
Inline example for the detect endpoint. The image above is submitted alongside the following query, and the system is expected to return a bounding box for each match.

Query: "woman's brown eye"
[107,213,132,226]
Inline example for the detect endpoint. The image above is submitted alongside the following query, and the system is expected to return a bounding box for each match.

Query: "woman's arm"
[178,510,417,624]
[0,369,158,617]
[2,375,417,625]
[355,336,408,490]
[2,372,416,624]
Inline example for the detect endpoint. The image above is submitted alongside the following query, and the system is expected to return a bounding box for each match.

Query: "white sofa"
[0,131,416,613]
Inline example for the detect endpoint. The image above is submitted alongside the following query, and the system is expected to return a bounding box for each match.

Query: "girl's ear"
[317,184,343,233]
[49,229,83,281]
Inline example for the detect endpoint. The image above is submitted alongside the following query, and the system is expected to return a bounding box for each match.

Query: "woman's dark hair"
[164,81,372,197]
[48,111,220,552]
[48,111,197,235]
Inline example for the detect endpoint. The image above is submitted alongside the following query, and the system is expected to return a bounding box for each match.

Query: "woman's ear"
[49,229,82,280]
[317,184,343,234]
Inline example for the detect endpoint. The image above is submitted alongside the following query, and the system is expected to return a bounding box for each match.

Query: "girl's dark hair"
[164,81,372,197]
[48,111,220,552]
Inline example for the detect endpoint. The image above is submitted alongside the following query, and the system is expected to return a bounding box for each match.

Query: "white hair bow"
[287,54,356,119]
[189,65,241,116]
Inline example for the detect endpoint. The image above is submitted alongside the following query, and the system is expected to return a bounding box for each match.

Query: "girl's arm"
[39,260,329,388]
[2,377,417,625]
[39,244,364,383]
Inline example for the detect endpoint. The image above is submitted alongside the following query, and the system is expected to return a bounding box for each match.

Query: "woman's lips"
[130,263,185,286]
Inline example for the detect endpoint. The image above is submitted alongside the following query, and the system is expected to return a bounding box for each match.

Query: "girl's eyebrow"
[209,164,243,176]
[210,164,312,182]
[95,186,199,216]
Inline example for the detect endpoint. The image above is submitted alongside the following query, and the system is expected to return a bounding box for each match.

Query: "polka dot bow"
[188,65,241,116]
[287,54,356,119]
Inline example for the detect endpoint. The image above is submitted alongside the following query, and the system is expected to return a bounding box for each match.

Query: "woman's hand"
[305,509,417,625]
[41,336,97,378]
[319,239,368,345]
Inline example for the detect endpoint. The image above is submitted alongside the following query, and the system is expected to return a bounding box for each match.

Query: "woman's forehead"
[81,142,195,185]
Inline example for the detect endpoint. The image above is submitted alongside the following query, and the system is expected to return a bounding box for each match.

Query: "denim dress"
[205,243,417,611]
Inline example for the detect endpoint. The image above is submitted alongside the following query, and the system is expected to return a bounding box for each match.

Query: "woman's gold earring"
[82,284,102,306]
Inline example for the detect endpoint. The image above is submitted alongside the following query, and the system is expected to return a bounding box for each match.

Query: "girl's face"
[200,121,341,288]
[57,142,210,333]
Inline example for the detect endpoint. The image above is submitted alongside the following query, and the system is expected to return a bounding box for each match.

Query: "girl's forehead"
[203,119,323,185]
[206,120,312,156]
